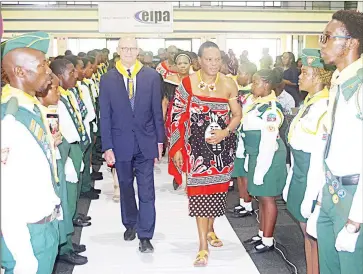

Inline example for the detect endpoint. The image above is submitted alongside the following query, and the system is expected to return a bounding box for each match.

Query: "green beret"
[301,48,325,68]
[1,32,50,58]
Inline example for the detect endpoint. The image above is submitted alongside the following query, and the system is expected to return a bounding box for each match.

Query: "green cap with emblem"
[1,31,50,58]
[301,48,325,68]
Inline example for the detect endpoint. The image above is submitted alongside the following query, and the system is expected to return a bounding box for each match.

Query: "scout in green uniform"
[1,31,60,274]
[37,74,88,266]
[50,59,94,228]
[87,50,104,170]
[306,10,363,274]
[230,62,257,218]
[283,49,333,274]
[64,55,101,199]
[242,68,287,253]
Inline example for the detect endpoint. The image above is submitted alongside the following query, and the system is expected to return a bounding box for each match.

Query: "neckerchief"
[115,60,143,99]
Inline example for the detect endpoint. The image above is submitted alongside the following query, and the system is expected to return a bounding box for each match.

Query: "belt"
[32,205,60,224]
[71,141,80,145]
[334,174,360,186]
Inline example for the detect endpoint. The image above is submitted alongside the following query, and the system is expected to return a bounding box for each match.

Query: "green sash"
[1,99,59,197]
[70,86,88,121]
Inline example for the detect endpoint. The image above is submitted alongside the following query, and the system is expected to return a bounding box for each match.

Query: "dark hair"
[174,51,191,64]
[283,52,297,67]
[273,67,284,84]
[188,52,198,60]
[64,55,80,68]
[332,10,363,55]
[102,48,110,54]
[64,50,72,56]
[198,41,219,57]
[87,50,96,63]
[50,59,72,76]
[81,57,91,67]
[238,62,257,76]
[78,52,87,58]
[54,55,64,60]
[255,68,282,86]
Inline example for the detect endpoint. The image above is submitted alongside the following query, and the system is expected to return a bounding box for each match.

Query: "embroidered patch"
[267,125,276,132]
[307,56,316,66]
[328,185,335,195]
[267,113,277,122]
[1,148,10,164]
[326,171,332,180]
[337,189,346,199]
[332,180,340,190]
[332,194,339,204]
[322,133,328,140]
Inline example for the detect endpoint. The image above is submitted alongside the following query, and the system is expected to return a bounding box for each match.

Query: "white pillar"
[216,34,227,52]
[358,1,363,12]
[57,36,68,56]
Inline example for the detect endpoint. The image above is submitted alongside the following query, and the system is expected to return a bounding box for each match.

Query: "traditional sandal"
[207,232,223,247]
[193,250,209,267]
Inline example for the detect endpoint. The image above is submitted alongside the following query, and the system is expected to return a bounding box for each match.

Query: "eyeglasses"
[319,34,352,44]
[120,47,138,53]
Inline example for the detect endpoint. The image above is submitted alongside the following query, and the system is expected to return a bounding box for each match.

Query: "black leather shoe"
[78,213,91,221]
[228,185,234,192]
[91,172,103,181]
[228,204,245,214]
[243,235,262,245]
[58,251,88,265]
[124,228,136,241]
[139,239,154,253]
[73,217,91,227]
[80,191,99,200]
[253,243,274,253]
[72,243,86,253]
[90,186,102,194]
[232,209,254,218]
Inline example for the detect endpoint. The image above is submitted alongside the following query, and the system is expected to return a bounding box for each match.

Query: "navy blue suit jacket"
[99,66,165,161]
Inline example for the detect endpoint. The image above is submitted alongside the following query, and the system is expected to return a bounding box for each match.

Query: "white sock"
[239,198,245,207]
[244,202,252,212]
[262,236,274,247]
[229,180,234,186]
[258,230,263,238]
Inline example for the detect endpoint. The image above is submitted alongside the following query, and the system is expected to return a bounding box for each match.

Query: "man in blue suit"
[99,37,164,253]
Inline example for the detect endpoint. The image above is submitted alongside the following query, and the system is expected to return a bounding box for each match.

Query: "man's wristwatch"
[346,223,360,234]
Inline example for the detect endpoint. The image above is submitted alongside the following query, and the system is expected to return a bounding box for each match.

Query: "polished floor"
[73,161,260,274]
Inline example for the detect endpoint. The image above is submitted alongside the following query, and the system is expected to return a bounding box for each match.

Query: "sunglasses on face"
[319,33,352,44]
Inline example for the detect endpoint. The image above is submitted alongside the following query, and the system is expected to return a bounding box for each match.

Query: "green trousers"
[1,220,59,274]
[69,143,83,219]
[59,182,78,255]
[80,145,92,194]
[317,165,363,274]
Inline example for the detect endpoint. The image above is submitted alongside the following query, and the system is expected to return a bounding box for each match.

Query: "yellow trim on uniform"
[288,87,329,143]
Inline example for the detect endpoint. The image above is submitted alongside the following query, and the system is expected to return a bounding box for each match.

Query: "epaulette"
[341,68,362,101]
[1,97,19,120]
[257,101,271,114]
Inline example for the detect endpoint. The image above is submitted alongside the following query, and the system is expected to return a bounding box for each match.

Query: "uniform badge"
[267,113,277,122]
[1,148,10,165]
[337,189,346,199]
[332,180,339,190]
[267,125,276,132]
[326,170,332,180]
[332,194,339,204]
[307,56,316,66]
[328,185,335,195]
[322,133,328,141]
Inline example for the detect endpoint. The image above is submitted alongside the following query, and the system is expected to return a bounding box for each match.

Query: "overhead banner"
[98,2,173,33]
